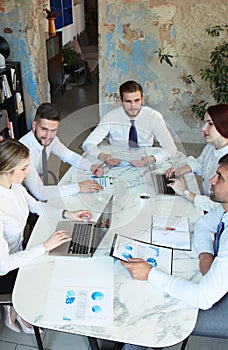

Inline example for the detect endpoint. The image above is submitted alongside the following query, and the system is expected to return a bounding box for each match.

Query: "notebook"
[49,196,113,257]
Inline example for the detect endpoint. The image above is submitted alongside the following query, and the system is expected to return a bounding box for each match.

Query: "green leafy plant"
[155,24,228,119]
[155,48,173,67]
[62,46,83,72]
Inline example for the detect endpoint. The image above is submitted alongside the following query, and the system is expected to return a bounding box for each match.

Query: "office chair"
[0,294,44,350]
[180,293,228,350]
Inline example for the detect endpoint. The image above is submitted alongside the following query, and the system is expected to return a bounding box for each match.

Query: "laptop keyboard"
[155,174,175,195]
[68,223,93,255]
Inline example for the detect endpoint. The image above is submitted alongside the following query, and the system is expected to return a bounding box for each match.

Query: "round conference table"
[13,146,202,349]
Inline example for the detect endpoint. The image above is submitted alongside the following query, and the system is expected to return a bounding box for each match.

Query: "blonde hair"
[0,139,29,174]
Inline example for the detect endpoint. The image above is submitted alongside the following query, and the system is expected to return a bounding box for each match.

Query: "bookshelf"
[0,61,27,140]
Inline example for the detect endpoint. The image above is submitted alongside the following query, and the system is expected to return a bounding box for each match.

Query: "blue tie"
[129,119,138,148]
[214,216,225,257]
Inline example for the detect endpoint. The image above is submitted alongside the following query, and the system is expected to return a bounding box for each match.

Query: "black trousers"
[0,269,18,294]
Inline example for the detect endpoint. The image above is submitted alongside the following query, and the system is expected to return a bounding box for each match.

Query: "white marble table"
[13,146,202,349]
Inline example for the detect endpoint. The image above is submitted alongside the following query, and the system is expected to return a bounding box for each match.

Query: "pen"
[94,163,106,175]
[153,226,176,231]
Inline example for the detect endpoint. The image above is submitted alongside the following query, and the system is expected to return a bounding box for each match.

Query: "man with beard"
[82,80,176,166]
[20,103,104,201]
[121,154,228,350]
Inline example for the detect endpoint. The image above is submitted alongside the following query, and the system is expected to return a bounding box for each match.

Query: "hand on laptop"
[64,210,93,221]
[166,176,186,195]
[79,180,104,192]
[43,230,71,251]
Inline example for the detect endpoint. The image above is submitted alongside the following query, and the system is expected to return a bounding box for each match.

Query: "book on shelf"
[16,92,24,114]
[2,74,12,99]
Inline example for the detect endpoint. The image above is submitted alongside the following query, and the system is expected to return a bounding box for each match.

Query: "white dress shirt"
[20,131,93,201]
[187,143,228,212]
[82,106,177,162]
[148,205,228,309]
[0,183,62,275]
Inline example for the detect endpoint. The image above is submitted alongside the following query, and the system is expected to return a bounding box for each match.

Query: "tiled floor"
[0,79,227,349]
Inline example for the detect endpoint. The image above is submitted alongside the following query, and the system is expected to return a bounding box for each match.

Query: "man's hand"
[129,156,147,167]
[121,258,152,280]
[91,164,104,177]
[199,252,214,275]
[166,177,186,195]
[166,164,191,178]
[79,180,103,192]
[98,152,121,166]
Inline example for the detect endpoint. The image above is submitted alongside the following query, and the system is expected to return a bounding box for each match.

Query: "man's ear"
[32,120,36,131]
[141,96,144,103]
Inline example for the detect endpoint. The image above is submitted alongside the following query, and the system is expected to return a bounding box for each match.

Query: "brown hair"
[119,80,143,100]
[34,103,61,123]
[207,104,228,138]
[0,139,29,174]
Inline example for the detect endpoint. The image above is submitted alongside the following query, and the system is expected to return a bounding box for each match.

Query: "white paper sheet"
[42,257,113,326]
[152,215,191,250]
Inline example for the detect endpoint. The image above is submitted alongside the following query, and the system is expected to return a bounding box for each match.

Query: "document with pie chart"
[42,257,113,326]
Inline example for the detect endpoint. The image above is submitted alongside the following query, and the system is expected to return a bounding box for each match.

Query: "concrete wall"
[98,0,227,143]
[0,0,49,129]
[0,0,84,129]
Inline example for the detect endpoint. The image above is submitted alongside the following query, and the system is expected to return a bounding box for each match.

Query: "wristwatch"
[62,209,68,219]
[183,190,190,198]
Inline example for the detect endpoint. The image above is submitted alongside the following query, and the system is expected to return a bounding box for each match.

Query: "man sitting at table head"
[19,102,104,201]
[121,154,228,350]
[82,80,177,167]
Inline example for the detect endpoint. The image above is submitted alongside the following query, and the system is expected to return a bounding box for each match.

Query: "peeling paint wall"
[99,0,227,143]
[0,0,49,129]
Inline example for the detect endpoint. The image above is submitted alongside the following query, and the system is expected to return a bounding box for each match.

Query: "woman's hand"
[43,230,71,251]
[63,210,93,221]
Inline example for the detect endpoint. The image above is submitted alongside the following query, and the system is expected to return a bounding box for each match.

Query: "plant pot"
[48,18,56,35]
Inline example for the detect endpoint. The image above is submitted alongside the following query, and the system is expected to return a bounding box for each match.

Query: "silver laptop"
[49,196,113,257]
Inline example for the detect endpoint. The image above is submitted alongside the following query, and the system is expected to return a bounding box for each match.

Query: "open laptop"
[49,196,113,257]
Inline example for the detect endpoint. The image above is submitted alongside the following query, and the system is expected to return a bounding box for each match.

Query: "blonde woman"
[0,139,92,333]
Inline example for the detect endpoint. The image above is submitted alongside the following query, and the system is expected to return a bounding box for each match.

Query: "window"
[50,0,73,29]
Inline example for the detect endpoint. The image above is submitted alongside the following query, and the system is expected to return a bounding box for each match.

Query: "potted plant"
[62,46,83,73]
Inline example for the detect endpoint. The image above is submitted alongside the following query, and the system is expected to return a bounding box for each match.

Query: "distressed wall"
[0,0,49,129]
[99,0,227,143]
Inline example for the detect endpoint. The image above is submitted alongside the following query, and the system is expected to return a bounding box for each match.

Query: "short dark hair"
[119,80,143,100]
[219,154,228,165]
[34,103,61,123]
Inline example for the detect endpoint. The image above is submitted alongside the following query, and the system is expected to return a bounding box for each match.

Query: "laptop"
[49,196,113,257]
[151,173,176,195]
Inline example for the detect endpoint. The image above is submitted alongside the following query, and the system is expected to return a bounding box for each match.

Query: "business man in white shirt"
[121,154,228,350]
[20,103,104,201]
[82,80,177,166]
